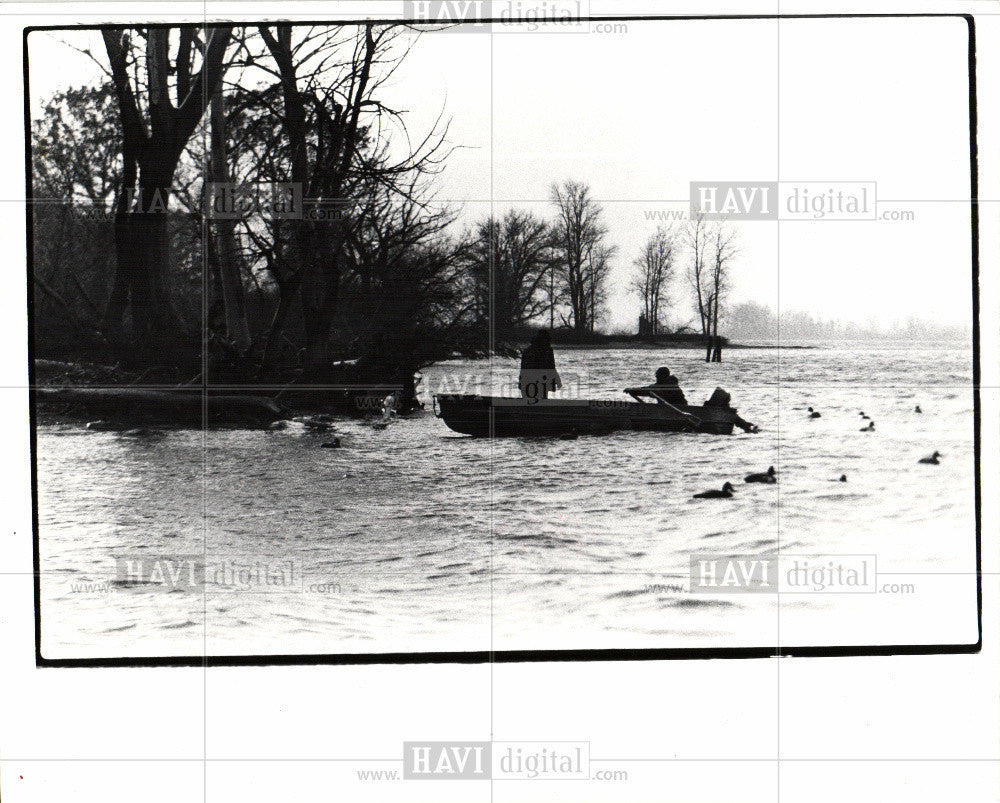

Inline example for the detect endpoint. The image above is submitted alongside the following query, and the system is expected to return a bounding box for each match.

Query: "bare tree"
[31,85,122,341]
[252,24,450,375]
[341,175,477,381]
[685,212,714,360]
[631,224,680,335]
[464,210,555,340]
[208,81,251,354]
[101,26,234,351]
[707,222,739,361]
[550,180,612,333]
[583,243,615,334]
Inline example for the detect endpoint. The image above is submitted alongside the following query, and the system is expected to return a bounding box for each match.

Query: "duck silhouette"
[745,466,776,484]
[838,474,848,482]
[914,405,923,414]
[693,482,735,499]
[860,421,875,432]
[808,407,821,419]
[321,438,342,449]
[859,411,870,420]
[918,451,942,465]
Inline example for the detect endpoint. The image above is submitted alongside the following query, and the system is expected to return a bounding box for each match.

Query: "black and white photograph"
[2,2,999,801]
[26,12,979,660]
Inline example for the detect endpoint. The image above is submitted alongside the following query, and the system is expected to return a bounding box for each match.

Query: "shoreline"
[551,341,818,350]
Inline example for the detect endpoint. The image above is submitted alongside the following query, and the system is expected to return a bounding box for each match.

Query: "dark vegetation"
[30,25,642,422]
[30,25,761,427]
[32,26,479,411]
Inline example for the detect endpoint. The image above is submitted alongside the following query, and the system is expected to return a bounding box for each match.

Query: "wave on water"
[35,345,976,655]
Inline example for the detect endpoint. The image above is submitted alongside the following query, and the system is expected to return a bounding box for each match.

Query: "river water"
[36,344,978,659]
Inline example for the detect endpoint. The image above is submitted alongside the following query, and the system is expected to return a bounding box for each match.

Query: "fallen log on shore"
[36,387,284,427]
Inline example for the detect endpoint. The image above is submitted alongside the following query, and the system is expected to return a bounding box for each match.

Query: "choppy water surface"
[36,345,978,658]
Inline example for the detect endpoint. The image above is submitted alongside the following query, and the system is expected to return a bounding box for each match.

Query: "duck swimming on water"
[918,451,942,465]
[693,482,735,499]
[860,421,875,432]
[745,466,777,484]
[808,407,821,419]
[914,405,923,414]
[859,411,870,420]
[838,474,848,482]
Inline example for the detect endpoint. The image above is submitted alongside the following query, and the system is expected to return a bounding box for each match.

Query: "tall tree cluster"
[459,180,616,341]
[684,214,738,362]
[31,26,745,379]
[549,180,615,334]
[31,24,475,382]
[630,224,680,336]
[101,26,233,353]
[463,210,555,341]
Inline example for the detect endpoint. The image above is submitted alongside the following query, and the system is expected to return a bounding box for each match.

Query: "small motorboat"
[434,387,747,437]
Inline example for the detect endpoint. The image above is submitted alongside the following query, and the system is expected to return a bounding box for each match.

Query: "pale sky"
[27,16,974,329]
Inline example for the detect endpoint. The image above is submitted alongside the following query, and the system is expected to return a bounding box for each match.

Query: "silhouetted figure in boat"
[519,330,561,402]
[704,386,758,434]
[627,367,688,406]
[626,379,758,434]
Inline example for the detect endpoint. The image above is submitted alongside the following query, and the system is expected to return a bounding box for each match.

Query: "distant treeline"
[725,301,969,342]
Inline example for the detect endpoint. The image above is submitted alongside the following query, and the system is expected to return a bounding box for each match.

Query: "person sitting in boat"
[627,367,688,406]
[518,330,562,402]
[704,386,758,434]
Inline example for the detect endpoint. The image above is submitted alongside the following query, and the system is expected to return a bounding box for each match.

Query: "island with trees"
[29,24,964,427]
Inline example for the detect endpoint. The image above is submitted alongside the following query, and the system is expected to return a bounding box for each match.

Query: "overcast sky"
[28,16,974,330]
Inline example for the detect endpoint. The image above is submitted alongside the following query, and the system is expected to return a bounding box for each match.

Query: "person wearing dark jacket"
[627,367,688,406]
[519,330,562,401]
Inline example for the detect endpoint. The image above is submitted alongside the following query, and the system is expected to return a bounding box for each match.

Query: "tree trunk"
[123,198,170,351]
[209,85,251,353]
[102,26,234,358]
[260,280,297,375]
[702,299,712,362]
[711,297,722,362]
[103,144,138,341]
[549,267,554,329]
[105,209,134,341]
[301,252,339,375]
[573,265,587,334]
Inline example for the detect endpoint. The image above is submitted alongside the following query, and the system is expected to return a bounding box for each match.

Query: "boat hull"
[434,394,737,437]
